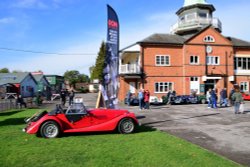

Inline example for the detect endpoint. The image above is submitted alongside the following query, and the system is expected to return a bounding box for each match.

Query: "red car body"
[23,103,138,138]
[242,93,250,101]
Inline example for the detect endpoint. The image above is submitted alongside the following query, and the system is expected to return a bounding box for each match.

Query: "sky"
[0,0,250,76]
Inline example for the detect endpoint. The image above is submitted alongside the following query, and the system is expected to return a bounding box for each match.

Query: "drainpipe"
[183,44,186,95]
[141,44,145,89]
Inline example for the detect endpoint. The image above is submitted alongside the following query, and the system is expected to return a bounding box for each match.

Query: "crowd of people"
[126,85,245,114]
[126,89,150,110]
[206,87,245,114]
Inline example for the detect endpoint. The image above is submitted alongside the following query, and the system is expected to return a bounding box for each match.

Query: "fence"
[0,99,16,112]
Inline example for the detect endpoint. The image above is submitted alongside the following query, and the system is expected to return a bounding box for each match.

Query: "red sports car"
[23,102,139,138]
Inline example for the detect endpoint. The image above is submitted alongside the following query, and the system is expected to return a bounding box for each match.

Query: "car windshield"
[66,103,87,115]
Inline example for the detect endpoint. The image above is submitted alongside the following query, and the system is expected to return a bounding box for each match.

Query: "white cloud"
[6,40,101,76]
[0,17,15,24]
[12,0,67,9]
[120,11,176,48]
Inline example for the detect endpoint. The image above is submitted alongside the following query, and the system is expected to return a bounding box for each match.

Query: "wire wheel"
[118,118,135,134]
[40,121,59,138]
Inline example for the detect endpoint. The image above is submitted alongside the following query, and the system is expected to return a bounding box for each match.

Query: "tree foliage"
[90,41,106,81]
[64,70,89,88]
[0,68,10,73]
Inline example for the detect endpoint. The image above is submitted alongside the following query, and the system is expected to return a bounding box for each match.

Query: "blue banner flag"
[102,5,119,109]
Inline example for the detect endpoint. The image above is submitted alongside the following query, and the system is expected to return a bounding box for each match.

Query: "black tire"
[201,98,206,104]
[40,121,60,138]
[118,118,135,134]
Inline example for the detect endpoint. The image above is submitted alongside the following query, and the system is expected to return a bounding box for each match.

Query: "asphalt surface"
[54,93,250,166]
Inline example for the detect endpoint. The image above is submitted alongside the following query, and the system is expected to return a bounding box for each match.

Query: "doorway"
[204,79,217,93]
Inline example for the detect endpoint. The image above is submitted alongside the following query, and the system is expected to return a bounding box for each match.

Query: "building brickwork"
[118,1,250,102]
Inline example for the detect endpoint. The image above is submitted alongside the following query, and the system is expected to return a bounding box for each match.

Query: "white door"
[190,77,200,94]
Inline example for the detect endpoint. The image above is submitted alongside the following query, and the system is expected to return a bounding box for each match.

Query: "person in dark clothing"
[229,88,235,106]
[220,88,228,107]
[126,90,132,106]
[69,90,75,105]
[16,95,27,108]
[144,90,150,109]
[211,89,217,108]
[60,89,66,106]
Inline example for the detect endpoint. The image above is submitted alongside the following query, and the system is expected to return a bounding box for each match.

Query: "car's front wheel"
[201,98,206,104]
[118,118,135,134]
[40,121,60,138]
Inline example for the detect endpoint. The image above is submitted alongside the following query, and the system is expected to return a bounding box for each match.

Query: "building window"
[186,13,196,21]
[204,35,215,43]
[190,77,198,81]
[155,82,173,93]
[199,13,207,18]
[206,56,220,65]
[155,55,170,66]
[240,82,249,92]
[234,57,250,70]
[190,55,199,64]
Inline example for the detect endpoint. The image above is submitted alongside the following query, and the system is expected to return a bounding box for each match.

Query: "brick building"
[118,0,250,102]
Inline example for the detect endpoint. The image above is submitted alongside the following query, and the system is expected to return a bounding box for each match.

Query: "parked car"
[242,92,250,101]
[124,97,139,106]
[23,100,139,138]
[149,96,164,105]
[162,94,206,104]
[125,96,164,105]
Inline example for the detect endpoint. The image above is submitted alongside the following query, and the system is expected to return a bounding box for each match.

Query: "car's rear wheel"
[118,118,135,134]
[40,121,59,138]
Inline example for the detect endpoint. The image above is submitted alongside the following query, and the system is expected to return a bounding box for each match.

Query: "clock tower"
[170,0,222,36]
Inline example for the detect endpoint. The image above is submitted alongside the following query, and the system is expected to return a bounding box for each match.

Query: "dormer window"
[204,35,215,43]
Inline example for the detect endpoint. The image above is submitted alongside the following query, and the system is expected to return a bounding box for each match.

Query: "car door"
[65,103,92,129]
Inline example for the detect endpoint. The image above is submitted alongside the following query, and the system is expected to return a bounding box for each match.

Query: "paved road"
[75,93,250,166]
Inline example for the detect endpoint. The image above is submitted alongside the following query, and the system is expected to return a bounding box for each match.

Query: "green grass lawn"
[0,109,241,167]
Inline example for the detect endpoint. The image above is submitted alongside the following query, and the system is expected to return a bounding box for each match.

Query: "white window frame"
[190,77,200,94]
[240,82,249,92]
[203,35,215,43]
[207,56,220,65]
[155,55,170,66]
[190,55,199,65]
[154,82,174,93]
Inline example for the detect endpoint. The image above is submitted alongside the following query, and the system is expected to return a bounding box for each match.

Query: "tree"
[0,68,10,73]
[90,41,106,81]
[64,70,89,88]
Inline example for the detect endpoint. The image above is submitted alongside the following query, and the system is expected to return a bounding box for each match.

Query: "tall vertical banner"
[102,5,119,109]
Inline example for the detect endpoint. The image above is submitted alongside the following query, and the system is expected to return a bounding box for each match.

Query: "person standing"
[60,89,66,106]
[211,89,217,108]
[229,88,235,106]
[144,90,150,109]
[16,95,27,108]
[138,89,144,110]
[220,88,228,107]
[69,90,75,105]
[231,88,244,114]
[126,90,132,106]
[206,89,212,108]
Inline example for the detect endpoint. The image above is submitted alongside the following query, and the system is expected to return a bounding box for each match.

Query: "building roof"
[0,72,34,85]
[184,0,207,7]
[33,74,43,82]
[32,74,50,85]
[138,33,186,45]
[227,37,250,48]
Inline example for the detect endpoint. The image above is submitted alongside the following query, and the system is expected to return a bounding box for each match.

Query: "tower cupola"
[184,0,207,7]
[170,0,222,35]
